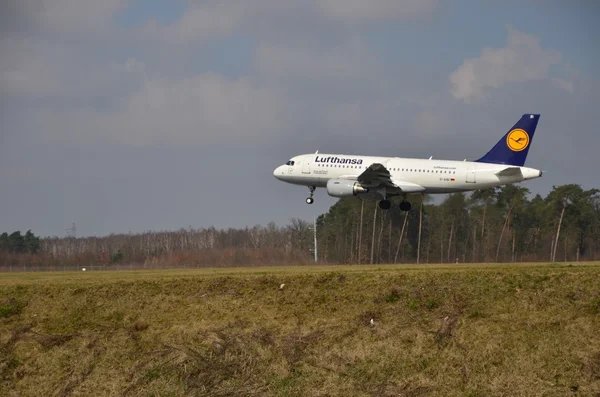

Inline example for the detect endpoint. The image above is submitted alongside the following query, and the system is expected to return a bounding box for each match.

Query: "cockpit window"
[285,160,295,166]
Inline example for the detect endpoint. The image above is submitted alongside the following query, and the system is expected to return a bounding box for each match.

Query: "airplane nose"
[273,166,283,180]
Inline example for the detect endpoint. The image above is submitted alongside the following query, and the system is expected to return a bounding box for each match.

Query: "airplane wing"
[356,163,394,188]
[356,163,425,193]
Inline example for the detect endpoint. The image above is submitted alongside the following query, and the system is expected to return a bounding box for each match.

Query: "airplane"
[273,114,542,211]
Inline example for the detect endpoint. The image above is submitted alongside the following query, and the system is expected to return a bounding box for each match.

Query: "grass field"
[1,262,600,396]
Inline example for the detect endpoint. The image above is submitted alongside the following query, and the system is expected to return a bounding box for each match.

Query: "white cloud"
[107,74,284,145]
[317,0,437,22]
[551,77,574,93]
[0,38,145,98]
[450,26,565,103]
[0,38,61,96]
[22,73,287,146]
[138,0,437,42]
[323,102,390,131]
[413,110,444,136]
[5,0,126,34]
[139,2,243,41]
[0,0,431,149]
[255,41,383,87]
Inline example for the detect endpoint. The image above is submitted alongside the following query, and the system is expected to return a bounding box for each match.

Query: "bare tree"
[370,202,378,265]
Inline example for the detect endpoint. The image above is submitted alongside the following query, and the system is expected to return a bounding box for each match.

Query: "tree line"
[1,183,598,270]
[316,183,600,264]
[0,222,313,270]
[0,231,40,254]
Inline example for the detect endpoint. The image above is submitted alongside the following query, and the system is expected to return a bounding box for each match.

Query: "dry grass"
[1,263,600,396]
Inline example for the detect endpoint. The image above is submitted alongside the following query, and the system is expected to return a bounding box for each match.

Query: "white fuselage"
[273,153,542,195]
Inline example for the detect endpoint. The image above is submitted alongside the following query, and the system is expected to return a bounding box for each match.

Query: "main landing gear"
[306,186,315,204]
[378,200,411,211]
[378,200,391,210]
[399,201,411,212]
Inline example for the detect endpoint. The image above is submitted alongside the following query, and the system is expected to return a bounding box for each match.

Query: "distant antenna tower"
[66,223,76,238]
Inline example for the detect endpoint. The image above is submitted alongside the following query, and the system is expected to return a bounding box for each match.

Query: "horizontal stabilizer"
[495,167,523,177]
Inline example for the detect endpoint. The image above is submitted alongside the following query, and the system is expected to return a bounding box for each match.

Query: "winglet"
[476,114,540,166]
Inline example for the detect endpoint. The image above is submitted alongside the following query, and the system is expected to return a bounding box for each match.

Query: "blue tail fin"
[475,114,540,166]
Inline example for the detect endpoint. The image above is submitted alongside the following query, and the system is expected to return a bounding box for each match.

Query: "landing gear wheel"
[399,201,411,211]
[379,200,391,210]
[306,186,316,205]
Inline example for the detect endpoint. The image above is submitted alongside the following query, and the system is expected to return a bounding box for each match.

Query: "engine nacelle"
[326,179,369,198]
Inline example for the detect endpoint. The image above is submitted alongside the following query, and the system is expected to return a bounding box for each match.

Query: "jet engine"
[326,179,369,198]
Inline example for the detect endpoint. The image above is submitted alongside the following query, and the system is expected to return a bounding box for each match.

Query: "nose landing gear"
[306,186,316,204]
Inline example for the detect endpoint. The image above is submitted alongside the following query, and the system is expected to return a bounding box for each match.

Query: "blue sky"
[1,0,599,237]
